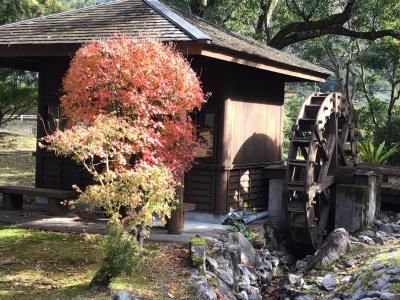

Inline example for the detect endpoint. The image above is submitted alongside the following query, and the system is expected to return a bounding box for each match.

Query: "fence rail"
[4,114,37,121]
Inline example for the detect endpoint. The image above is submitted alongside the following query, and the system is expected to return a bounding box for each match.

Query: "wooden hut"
[0,0,330,215]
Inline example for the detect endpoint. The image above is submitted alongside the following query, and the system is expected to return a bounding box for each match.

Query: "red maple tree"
[60,36,204,178]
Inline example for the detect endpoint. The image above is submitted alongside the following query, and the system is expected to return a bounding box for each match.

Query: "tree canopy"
[0,0,98,25]
[167,0,400,49]
[0,69,37,126]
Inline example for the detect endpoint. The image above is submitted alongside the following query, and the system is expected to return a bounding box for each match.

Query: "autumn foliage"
[60,37,203,178]
[43,37,204,288]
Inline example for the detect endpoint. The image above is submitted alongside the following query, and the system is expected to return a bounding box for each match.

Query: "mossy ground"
[190,236,207,247]
[0,225,193,299]
[303,239,400,297]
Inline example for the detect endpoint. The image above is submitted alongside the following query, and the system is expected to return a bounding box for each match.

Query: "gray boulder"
[358,235,375,245]
[113,291,136,300]
[195,280,217,300]
[320,274,337,291]
[206,256,219,272]
[217,280,237,300]
[228,232,257,266]
[191,244,207,271]
[308,228,351,269]
[288,273,302,286]
[236,291,249,300]
[212,245,241,279]
[295,296,314,300]
[217,268,234,286]
[381,292,400,300]
[247,286,262,300]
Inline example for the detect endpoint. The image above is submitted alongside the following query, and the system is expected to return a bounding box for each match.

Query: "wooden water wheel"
[286,92,357,251]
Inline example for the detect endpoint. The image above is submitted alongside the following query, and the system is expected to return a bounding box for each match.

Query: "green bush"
[358,140,398,165]
[89,225,140,289]
[228,220,253,239]
[283,95,304,160]
[374,117,400,165]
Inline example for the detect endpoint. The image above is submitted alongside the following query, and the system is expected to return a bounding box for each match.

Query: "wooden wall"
[35,57,92,190]
[184,56,285,213]
[224,100,282,164]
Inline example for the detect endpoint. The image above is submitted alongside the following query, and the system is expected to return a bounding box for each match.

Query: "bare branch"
[270,26,400,49]
[268,0,399,49]
[270,0,357,48]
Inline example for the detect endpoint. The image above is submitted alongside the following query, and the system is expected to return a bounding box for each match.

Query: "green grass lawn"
[0,132,36,152]
[0,226,193,299]
[0,153,35,187]
[0,132,36,187]
[0,133,193,299]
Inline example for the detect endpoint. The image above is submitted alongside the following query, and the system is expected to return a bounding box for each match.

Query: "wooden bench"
[0,186,78,216]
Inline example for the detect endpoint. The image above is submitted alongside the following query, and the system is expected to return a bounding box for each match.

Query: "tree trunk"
[88,271,113,290]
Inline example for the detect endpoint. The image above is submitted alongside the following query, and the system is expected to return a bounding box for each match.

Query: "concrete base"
[185,211,227,224]
[335,184,380,233]
[0,207,228,243]
[268,179,286,231]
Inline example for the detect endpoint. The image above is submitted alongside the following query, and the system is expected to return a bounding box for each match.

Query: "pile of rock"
[190,232,283,300]
[351,211,400,245]
[285,257,400,300]
[283,213,400,300]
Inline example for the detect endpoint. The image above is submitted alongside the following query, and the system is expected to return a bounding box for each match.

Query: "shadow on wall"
[229,133,279,211]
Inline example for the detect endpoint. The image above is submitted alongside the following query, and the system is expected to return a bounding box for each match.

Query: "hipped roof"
[0,0,331,81]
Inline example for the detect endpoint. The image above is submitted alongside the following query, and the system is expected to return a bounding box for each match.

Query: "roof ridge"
[144,0,210,41]
[0,0,127,29]
[166,3,331,74]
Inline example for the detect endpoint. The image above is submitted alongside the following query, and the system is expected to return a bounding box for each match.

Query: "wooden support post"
[167,183,184,235]
[268,179,286,231]
[2,193,23,210]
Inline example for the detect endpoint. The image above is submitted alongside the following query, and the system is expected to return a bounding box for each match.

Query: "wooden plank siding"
[184,167,215,210]
[35,57,94,191]
[224,99,283,165]
[183,57,286,213]
[227,168,268,210]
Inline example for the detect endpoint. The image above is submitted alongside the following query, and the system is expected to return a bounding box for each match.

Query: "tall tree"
[167,0,400,49]
[0,0,98,128]
[0,0,64,25]
[0,69,37,127]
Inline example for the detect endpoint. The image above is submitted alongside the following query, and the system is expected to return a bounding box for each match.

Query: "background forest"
[1,0,399,163]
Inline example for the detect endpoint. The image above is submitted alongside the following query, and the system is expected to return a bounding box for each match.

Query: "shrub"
[374,117,400,165]
[228,220,255,240]
[43,37,204,289]
[89,225,140,289]
[60,37,203,178]
[358,140,398,165]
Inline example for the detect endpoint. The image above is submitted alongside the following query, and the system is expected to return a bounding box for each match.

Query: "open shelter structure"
[0,0,331,217]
